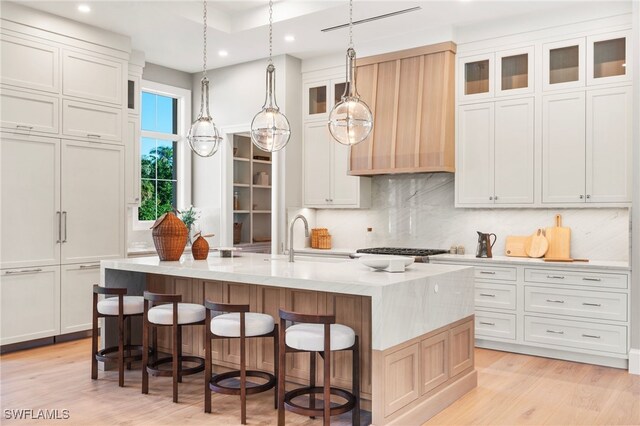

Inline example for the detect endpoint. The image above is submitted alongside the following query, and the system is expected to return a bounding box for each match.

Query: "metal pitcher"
[476,231,497,258]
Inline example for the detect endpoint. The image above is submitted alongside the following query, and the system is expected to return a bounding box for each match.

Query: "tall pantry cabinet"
[0,5,128,345]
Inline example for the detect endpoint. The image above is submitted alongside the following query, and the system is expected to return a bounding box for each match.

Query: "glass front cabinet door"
[303,81,329,119]
[495,46,534,97]
[543,38,586,91]
[458,53,494,101]
[587,30,631,86]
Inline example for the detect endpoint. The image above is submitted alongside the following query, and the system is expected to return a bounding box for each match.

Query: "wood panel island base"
[101,253,476,425]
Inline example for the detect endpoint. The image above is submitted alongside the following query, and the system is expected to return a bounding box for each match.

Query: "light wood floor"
[0,338,638,425]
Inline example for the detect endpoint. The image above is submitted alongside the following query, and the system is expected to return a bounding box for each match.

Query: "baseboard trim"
[629,349,640,375]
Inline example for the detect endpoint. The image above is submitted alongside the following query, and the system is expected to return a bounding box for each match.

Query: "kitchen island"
[101,253,476,425]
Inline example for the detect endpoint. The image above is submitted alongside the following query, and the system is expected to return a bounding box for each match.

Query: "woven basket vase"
[151,212,188,261]
[192,235,209,260]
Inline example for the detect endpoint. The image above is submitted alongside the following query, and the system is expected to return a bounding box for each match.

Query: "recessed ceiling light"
[284,35,295,42]
[218,50,228,57]
[77,4,91,13]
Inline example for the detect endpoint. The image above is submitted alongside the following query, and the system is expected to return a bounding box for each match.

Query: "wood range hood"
[349,42,456,176]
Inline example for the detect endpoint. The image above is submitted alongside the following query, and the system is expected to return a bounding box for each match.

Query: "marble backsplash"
[312,174,630,262]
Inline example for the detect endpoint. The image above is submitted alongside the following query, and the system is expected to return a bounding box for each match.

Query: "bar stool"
[142,291,206,403]
[91,285,145,387]
[204,301,278,425]
[277,309,360,426]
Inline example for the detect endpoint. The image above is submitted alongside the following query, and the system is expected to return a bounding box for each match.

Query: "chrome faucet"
[288,214,309,262]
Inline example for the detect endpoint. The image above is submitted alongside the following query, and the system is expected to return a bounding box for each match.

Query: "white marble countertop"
[102,253,475,350]
[430,254,630,271]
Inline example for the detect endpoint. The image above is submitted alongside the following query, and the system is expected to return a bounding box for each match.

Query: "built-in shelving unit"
[232,134,272,251]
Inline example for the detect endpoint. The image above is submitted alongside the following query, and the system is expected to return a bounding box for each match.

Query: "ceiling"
[14,0,627,73]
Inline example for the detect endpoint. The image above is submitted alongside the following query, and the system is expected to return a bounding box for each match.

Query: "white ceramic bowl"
[358,254,414,271]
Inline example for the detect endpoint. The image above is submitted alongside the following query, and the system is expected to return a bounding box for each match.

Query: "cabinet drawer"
[475,311,516,340]
[524,268,627,289]
[62,50,123,105]
[1,34,59,93]
[524,286,627,322]
[475,282,516,310]
[474,265,517,281]
[524,316,627,354]
[1,89,59,134]
[62,100,122,142]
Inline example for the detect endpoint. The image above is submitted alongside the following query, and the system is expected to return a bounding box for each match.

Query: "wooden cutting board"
[525,229,549,258]
[545,214,571,260]
[505,236,530,257]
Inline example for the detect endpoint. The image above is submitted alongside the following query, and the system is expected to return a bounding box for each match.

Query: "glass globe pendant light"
[188,0,222,157]
[250,0,291,152]
[328,0,373,146]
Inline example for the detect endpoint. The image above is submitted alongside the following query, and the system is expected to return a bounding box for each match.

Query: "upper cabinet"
[349,42,457,176]
[587,31,631,86]
[62,50,124,105]
[496,47,534,97]
[459,53,494,101]
[303,79,345,120]
[0,34,60,93]
[543,38,585,91]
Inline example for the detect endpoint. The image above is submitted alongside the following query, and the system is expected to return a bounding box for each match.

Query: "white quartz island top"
[102,253,475,351]
[430,254,630,271]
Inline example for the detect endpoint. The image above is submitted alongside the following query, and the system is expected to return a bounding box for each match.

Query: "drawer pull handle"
[546,329,564,335]
[546,299,565,304]
[479,321,495,326]
[79,264,100,270]
[582,302,601,307]
[87,133,102,138]
[582,334,601,339]
[479,271,496,275]
[582,277,602,282]
[5,268,43,275]
[479,293,496,297]
[547,275,565,279]
[16,124,34,130]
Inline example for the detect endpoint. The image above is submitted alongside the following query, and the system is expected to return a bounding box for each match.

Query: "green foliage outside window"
[139,143,177,221]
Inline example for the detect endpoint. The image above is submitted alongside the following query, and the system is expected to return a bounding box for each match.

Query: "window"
[136,81,191,226]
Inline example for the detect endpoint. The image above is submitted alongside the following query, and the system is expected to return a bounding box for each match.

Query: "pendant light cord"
[268,0,273,64]
[349,0,353,48]
[203,0,208,79]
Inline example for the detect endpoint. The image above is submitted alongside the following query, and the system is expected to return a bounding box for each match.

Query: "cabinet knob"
[579,195,584,199]
[586,195,591,199]
[494,195,498,201]
[489,196,493,201]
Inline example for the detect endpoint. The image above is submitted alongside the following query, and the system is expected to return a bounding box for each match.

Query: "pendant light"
[250,0,291,152]
[328,0,373,146]
[188,0,222,157]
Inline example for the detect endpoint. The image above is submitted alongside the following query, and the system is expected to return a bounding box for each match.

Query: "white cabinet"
[62,100,123,142]
[61,140,125,264]
[542,92,586,204]
[0,34,59,93]
[1,133,61,269]
[586,86,632,203]
[587,30,631,86]
[543,38,586,91]
[303,121,370,208]
[542,88,631,204]
[61,263,100,334]
[457,98,534,206]
[1,88,59,135]
[0,266,61,345]
[125,118,141,204]
[457,103,494,204]
[458,53,494,102]
[62,50,124,105]
[495,46,534,97]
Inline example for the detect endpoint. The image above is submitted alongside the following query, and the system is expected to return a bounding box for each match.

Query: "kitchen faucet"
[288,214,309,262]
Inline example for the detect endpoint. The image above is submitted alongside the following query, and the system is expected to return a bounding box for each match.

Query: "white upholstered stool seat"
[285,323,355,352]
[211,312,275,337]
[97,296,145,316]
[148,303,206,325]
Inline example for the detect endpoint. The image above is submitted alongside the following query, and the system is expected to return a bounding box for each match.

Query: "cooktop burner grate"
[356,247,449,257]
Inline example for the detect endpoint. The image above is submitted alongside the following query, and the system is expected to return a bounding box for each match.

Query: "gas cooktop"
[356,247,449,257]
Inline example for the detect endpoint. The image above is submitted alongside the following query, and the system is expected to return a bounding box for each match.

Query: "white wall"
[143,62,192,91]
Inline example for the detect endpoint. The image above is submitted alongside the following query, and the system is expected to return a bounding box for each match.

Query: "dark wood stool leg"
[240,333,247,425]
[323,325,331,426]
[91,293,98,380]
[142,313,149,394]
[309,351,317,418]
[177,326,183,384]
[352,337,360,426]
[126,316,132,370]
[118,307,125,387]
[204,311,212,413]
[273,325,279,409]
[277,320,286,426]
[172,322,179,403]
[152,327,158,362]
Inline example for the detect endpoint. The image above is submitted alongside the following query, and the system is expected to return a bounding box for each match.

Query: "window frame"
[134,80,192,230]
